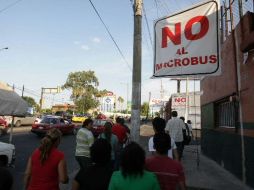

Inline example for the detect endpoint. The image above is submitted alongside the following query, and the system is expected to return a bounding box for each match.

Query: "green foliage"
[22,96,39,111]
[141,102,149,116]
[117,96,124,103]
[62,70,106,113]
[41,108,52,114]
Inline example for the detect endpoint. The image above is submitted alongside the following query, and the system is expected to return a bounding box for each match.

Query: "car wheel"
[0,129,3,136]
[15,120,21,127]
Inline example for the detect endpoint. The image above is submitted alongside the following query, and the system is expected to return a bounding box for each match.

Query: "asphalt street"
[0,127,79,190]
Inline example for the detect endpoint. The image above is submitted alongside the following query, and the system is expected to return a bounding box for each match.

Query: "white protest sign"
[153,0,220,77]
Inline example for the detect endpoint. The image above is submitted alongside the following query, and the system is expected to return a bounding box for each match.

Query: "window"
[215,100,238,128]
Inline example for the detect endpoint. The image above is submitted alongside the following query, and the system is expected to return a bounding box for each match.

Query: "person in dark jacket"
[72,138,113,190]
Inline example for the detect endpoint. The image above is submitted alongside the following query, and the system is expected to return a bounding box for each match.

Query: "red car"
[92,119,114,138]
[31,116,76,137]
[0,117,8,136]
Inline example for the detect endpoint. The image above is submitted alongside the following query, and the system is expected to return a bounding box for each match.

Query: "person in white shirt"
[148,117,179,161]
[165,111,186,160]
[75,118,94,171]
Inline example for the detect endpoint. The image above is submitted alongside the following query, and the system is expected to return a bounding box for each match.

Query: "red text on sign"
[161,16,209,48]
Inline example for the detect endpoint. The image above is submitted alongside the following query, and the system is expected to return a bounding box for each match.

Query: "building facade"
[201,12,254,188]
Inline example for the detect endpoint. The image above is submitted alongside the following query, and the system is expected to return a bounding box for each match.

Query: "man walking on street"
[148,117,179,161]
[165,111,186,160]
[75,118,94,171]
[145,132,186,190]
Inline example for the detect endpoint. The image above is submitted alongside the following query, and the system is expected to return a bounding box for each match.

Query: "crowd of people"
[0,111,192,190]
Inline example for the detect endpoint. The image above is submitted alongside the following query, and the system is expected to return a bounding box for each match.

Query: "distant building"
[164,92,201,129]
[51,104,76,113]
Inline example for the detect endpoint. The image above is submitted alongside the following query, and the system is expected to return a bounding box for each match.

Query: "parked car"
[72,114,87,123]
[31,116,76,137]
[4,114,36,127]
[92,119,114,138]
[0,117,8,136]
[0,141,15,166]
[33,114,52,124]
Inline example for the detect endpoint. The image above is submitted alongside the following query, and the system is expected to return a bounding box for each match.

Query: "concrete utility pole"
[131,0,142,143]
[22,85,24,97]
[40,88,44,112]
[177,80,181,93]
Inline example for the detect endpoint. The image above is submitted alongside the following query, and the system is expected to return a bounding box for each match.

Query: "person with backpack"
[165,111,186,160]
[179,117,191,146]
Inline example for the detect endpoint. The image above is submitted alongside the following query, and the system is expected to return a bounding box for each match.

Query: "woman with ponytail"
[99,122,118,170]
[24,128,69,190]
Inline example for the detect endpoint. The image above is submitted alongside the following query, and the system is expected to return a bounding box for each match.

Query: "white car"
[0,141,15,166]
[4,114,36,127]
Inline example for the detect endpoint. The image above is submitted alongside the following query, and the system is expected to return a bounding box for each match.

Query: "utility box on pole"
[131,0,142,143]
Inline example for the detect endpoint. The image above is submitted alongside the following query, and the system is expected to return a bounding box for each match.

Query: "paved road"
[0,127,78,190]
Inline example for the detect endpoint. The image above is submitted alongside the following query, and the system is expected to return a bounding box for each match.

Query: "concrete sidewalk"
[139,124,252,190]
[141,136,252,189]
[181,144,252,190]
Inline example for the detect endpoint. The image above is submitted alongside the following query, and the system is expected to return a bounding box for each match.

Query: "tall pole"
[40,88,44,113]
[185,78,189,121]
[146,92,151,120]
[22,85,24,97]
[220,5,224,44]
[238,0,243,18]
[177,80,181,93]
[127,83,129,113]
[229,0,234,31]
[131,0,142,143]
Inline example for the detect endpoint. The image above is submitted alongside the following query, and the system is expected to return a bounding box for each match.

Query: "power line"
[88,0,132,71]
[143,6,153,47]
[153,0,159,17]
[0,0,24,14]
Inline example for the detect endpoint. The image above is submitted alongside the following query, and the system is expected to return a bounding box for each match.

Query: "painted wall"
[201,12,254,188]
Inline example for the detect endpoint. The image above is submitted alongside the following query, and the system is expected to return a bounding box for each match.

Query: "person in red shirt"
[145,132,186,190]
[112,117,128,144]
[112,117,128,170]
[24,128,69,190]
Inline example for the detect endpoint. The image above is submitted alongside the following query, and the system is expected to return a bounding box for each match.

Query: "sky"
[0,0,203,108]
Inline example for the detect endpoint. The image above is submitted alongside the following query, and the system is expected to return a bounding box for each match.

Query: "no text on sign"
[153,0,220,77]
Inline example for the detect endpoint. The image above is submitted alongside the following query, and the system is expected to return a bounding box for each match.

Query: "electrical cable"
[143,6,153,47]
[88,0,132,71]
[0,0,24,14]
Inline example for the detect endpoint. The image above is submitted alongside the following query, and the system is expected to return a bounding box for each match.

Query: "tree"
[22,96,39,112]
[117,96,124,112]
[141,102,149,116]
[62,70,106,113]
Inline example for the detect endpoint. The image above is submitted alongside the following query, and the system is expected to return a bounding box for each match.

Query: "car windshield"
[40,117,59,124]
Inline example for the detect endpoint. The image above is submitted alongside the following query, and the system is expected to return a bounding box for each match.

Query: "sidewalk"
[182,144,252,190]
[139,124,252,190]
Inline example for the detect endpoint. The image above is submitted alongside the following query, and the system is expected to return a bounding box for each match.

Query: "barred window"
[215,100,238,128]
